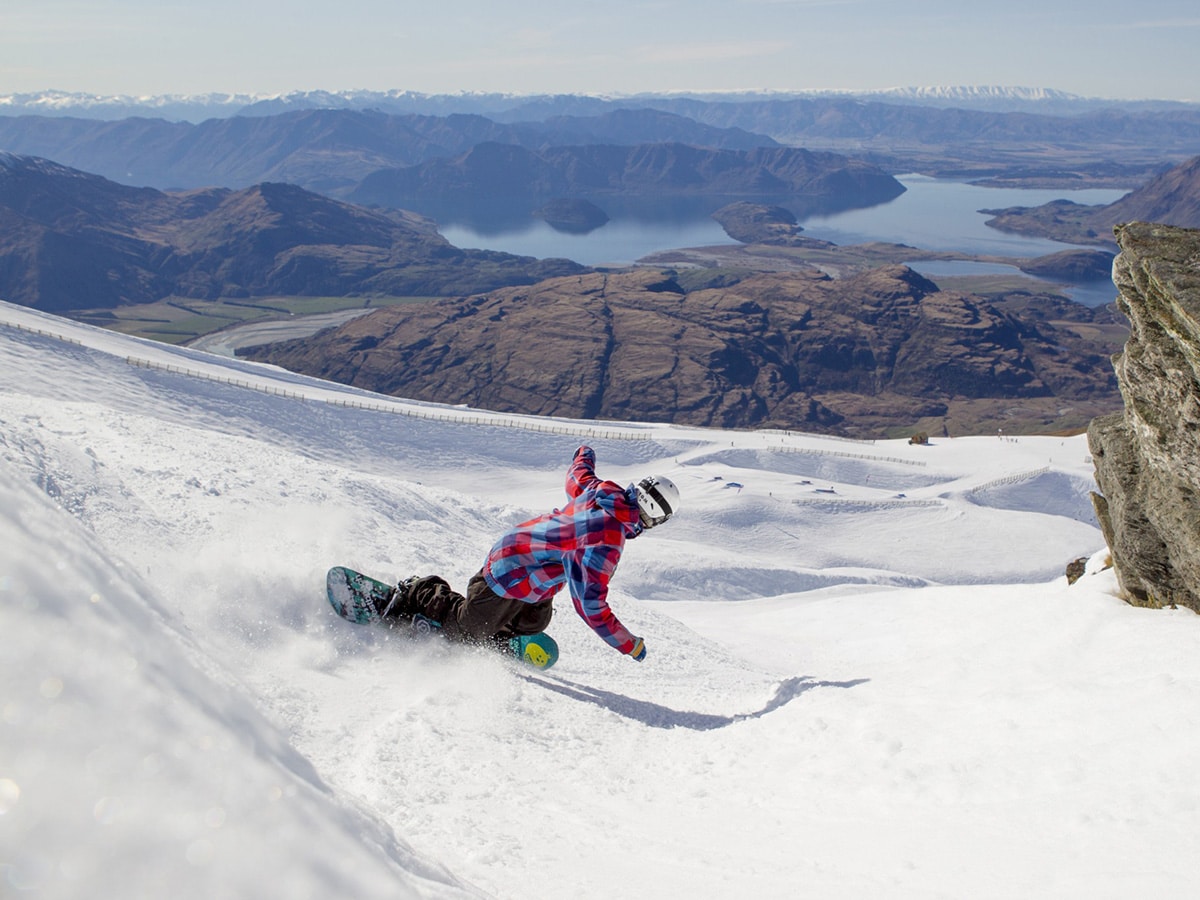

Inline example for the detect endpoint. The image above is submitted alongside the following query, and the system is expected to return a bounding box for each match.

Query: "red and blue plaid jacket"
[483,446,641,653]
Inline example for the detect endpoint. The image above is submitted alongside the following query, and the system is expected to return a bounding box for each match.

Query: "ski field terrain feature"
[2,299,1199,898]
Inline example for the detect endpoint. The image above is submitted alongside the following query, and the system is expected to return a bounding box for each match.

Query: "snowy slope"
[2,299,1199,898]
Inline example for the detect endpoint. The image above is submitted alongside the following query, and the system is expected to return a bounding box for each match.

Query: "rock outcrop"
[1088,222,1200,612]
[710,201,833,248]
[532,198,609,234]
[1018,249,1115,281]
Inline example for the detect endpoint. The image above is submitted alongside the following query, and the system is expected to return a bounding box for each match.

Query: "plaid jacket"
[483,446,641,653]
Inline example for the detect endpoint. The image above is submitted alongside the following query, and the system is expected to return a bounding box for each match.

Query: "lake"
[436,195,736,268]
[437,176,1129,306]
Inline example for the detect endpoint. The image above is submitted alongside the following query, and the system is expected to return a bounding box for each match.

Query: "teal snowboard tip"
[513,632,559,670]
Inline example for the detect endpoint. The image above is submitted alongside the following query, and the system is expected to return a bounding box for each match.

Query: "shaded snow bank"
[0,460,482,898]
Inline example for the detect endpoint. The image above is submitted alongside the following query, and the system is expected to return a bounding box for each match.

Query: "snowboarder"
[378,445,680,662]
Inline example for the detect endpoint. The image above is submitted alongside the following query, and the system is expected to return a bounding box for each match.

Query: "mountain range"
[0,108,780,197]
[5,86,1184,438]
[3,97,1199,204]
[3,86,1195,123]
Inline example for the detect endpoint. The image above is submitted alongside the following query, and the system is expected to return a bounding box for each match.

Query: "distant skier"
[378,445,680,662]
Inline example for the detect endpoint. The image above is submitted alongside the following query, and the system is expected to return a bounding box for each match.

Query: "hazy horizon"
[0,84,1189,106]
[3,1,1197,103]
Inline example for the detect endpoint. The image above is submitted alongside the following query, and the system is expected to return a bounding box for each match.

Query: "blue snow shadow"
[521,674,868,730]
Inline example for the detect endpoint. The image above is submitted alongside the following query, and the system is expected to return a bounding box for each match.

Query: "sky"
[4,297,1200,898]
[2,0,1198,101]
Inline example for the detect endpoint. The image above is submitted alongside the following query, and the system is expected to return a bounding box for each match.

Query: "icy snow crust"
[2,300,1198,898]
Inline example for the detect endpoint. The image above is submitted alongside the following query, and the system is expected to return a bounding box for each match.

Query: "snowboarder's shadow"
[522,674,868,731]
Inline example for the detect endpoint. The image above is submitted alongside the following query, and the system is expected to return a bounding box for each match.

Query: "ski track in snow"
[2,300,1199,899]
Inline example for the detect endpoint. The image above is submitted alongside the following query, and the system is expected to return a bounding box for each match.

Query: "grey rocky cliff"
[1088,222,1200,611]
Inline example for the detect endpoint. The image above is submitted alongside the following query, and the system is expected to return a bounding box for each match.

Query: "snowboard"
[325,566,559,670]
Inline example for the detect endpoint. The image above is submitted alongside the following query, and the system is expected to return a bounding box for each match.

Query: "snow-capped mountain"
[879,85,1083,103]
[1,85,1189,123]
[0,88,564,122]
[0,89,267,121]
[849,84,1200,113]
[3,298,1199,898]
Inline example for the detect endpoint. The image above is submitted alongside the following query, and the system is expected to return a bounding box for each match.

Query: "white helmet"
[636,475,680,529]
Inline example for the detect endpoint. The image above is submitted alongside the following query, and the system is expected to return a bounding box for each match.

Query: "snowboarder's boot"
[375,579,445,638]
[375,576,419,621]
[378,575,458,638]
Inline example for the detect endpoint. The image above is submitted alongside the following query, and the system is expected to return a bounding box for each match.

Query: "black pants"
[403,570,553,644]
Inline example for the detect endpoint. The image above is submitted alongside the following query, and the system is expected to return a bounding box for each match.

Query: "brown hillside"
[245,266,1124,437]
[0,154,583,311]
[1102,156,1200,226]
[983,155,1200,247]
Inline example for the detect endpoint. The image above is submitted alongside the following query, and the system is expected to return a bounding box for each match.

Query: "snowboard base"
[326,565,393,624]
